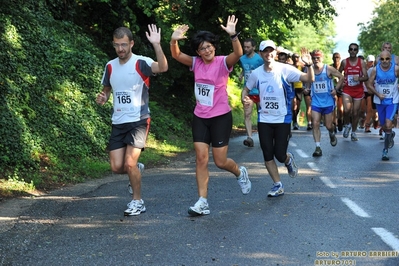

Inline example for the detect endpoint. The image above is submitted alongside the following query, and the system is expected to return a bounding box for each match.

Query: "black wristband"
[230,31,241,40]
[305,64,313,67]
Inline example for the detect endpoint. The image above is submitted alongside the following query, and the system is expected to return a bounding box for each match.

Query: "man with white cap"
[242,40,314,197]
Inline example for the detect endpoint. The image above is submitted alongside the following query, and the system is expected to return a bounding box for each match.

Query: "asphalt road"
[1,126,399,266]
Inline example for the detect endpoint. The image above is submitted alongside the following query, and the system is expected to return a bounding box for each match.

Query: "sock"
[274,181,282,186]
[385,133,391,149]
[199,197,207,204]
[316,142,321,147]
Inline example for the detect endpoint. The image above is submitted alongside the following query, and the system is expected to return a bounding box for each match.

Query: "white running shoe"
[188,199,210,216]
[285,152,298,178]
[124,199,146,216]
[128,163,145,195]
[237,166,251,194]
[343,124,351,138]
[267,183,285,197]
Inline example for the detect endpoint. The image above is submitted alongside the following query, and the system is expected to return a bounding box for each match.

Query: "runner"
[306,50,344,157]
[242,40,314,197]
[366,50,399,160]
[338,43,368,141]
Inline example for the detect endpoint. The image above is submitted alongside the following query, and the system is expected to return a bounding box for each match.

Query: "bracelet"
[230,31,241,40]
[170,41,177,46]
[305,63,313,67]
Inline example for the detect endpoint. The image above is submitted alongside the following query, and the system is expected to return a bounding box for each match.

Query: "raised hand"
[300,47,312,65]
[171,24,189,41]
[220,15,238,36]
[146,24,161,44]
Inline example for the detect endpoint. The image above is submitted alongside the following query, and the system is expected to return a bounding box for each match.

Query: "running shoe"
[382,149,389,161]
[307,123,313,130]
[351,132,358,141]
[365,124,371,133]
[388,131,395,149]
[243,137,254,147]
[329,132,337,146]
[343,124,351,138]
[128,162,145,195]
[237,166,251,194]
[312,147,322,157]
[188,199,210,216]
[293,123,299,130]
[285,152,298,178]
[124,199,146,216]
[267,183,285,197]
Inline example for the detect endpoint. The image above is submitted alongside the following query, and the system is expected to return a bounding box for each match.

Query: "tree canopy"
[358,0,399,57]
[0,0,338,184]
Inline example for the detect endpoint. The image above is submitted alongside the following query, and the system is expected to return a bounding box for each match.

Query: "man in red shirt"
[338,43,368,141]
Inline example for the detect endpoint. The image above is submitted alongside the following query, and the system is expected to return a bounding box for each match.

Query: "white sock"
[316,142,321,147]
[199,197,207,204]
[274,181,282,186]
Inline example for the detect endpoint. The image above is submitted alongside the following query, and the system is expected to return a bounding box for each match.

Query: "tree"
[358,0,398,57]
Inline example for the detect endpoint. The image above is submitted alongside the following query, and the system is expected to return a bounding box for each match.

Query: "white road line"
[319,176,337,188]
[295,149,309,158]
[307,162,320,172]
[372,228,399,251]
[341,198,370,218]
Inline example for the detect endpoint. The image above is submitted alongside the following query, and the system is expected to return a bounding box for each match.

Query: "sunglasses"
[380,57,390,61]
[349,48,358,51]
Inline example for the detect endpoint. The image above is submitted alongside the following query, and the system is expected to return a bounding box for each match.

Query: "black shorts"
[192,111,232,147]
[108,118,150,151]
[258,122,291,162]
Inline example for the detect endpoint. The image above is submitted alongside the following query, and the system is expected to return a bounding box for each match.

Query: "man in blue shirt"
[239,38,264,147]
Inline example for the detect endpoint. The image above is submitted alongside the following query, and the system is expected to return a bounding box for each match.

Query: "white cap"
[259,40,276,51]
[367,55,375,62]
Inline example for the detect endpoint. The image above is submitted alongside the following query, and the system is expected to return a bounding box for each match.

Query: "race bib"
[114,90,133,113]
[260,95,287,115]
[194,82,215,107]
[313,81,329,93]
[347,75,360,86]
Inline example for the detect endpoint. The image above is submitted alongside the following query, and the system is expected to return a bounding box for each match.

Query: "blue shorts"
[376,104,398,127]
[311,105,334,115]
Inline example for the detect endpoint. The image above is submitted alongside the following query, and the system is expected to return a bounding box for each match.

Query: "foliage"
[282,20,337,63]
[43,0,337,127]
[0,0,338,197]
[358,0,396,57]
[0,1,190,190]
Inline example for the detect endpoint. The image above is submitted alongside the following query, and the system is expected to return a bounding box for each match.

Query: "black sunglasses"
[349,48,358,51]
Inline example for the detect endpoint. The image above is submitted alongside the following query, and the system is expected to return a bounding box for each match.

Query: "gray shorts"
[107,118,150,151]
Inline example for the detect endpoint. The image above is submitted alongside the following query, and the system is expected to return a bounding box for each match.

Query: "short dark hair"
[113,27,133,41]
[332,52,340,59]
[191,31,219,53]
[243,38,256,47]
[348,43,359,50]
